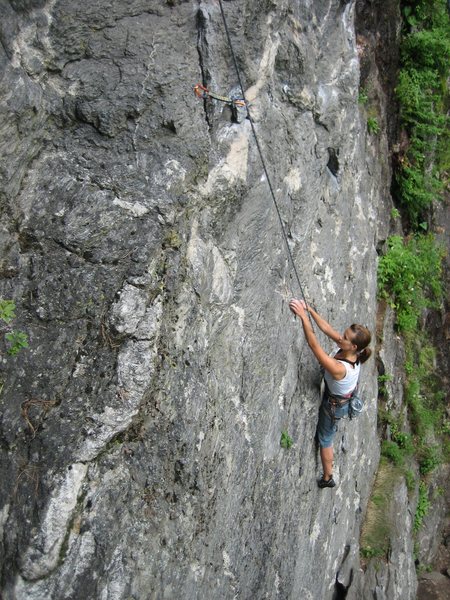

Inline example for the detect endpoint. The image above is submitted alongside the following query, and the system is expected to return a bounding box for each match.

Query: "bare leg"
[320,446,334,480]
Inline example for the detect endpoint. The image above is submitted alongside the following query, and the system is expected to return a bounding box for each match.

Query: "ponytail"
[358,347,372,364]
[350,324,372,364]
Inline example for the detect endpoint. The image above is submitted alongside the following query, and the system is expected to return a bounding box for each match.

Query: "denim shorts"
[316,395,349,448]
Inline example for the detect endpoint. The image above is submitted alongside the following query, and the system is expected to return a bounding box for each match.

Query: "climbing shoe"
[318,476,336,488]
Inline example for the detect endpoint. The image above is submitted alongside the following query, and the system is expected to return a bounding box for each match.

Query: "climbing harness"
[193,83,245,107]
[216,0,312,324]
[324,383,353,424]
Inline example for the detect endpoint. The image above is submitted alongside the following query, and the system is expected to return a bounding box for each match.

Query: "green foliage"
[0,298,29,357]
[390,208,401,220]
[401,334,446,481]
[401,30,450,74]
[381,417,414,466]
[395,161,442,226]
[414,480,430,533]
[379,410,415,470]
[418,443,441,474]
[402,0,449,30]
[377,234,444,332]
[391,421,415,454]
[395,0,450,227]
[378,373,393,396]
[370,3,448,555]
[393,430,413,452]
[367,117,380,135]
[396,67,445,126]
[280,431,293,449]
[416,563,434,576]
[361,545,385,559]
[358,88,369,105]
[405,337,445,446]
[406,381,429,435]
[0,299,16,324]
[404,469,416,493]
[381,440,405,466]
[5,331,29,356]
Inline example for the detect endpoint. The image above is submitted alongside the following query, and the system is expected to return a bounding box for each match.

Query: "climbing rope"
[193,83,245,107]
[217,0,312,323]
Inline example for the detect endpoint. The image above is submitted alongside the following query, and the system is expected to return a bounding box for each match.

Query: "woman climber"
[289,299,372,489]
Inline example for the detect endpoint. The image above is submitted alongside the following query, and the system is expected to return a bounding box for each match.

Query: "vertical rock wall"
[0,1,411,598]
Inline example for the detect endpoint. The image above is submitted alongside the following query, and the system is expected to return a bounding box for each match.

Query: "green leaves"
[280,431,293,449]
[0,299,29,357]
[414,481,430,533]
[402,29,450,74]
[358,88,369,105]
[395,0,449,227]
[367,117,380,135]
[0,299,16,324]
[377,234,444,332]
[5,331,29,356]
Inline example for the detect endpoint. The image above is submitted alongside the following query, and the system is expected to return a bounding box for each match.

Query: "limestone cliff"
[0,1,421,598]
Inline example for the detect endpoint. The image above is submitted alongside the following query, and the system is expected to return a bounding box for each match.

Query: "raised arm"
[306,305,342,345]
[289,299,346,380]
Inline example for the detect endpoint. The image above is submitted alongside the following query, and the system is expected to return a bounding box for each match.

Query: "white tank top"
[324,359,360,396]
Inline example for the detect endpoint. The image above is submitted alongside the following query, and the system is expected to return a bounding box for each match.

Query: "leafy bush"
[396,68,445,128]
[405,336,445,448]
[378,373,393,397]
[395,0,450,226]
[391,422,415,455]
[418,443,441,474]
[378,234,444,332]
[414,480,430,533]
[402,0,447,29]
[401,29,450,74]
[358,88,369,105]
[380,415,415,468]
[381,440,405,466]
[367,117,380,135]
[395,160,443,226]
[370,1,448,549]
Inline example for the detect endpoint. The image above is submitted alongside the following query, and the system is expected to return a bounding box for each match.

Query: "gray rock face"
[0,1,415,599]
[358,476,418,600]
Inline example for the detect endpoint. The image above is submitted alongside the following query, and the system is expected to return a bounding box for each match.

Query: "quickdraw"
[193,83,246,107]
